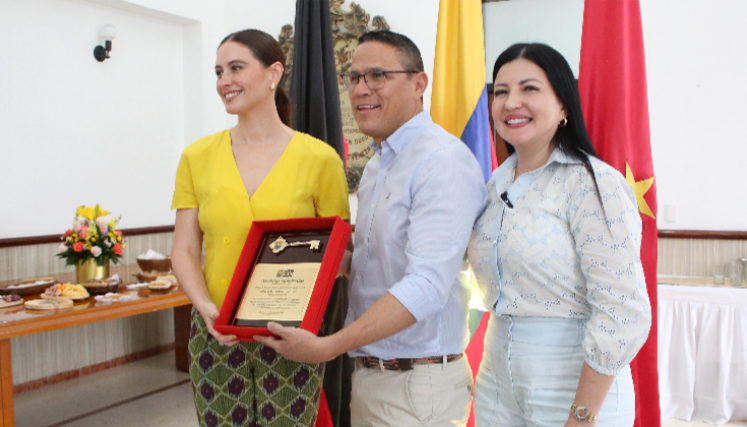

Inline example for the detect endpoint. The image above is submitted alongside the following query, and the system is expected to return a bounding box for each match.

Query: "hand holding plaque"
[213,217,351,340]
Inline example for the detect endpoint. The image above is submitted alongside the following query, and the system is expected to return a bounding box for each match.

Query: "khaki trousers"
[351,356,473,427]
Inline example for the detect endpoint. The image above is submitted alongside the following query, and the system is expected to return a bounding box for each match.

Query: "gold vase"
[76,259,110,284]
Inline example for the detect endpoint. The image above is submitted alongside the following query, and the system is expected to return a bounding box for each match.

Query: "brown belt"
[357,353,464,371]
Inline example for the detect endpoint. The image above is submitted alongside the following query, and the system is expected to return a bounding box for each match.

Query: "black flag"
[290,0,344,160]
[290,2,351,426]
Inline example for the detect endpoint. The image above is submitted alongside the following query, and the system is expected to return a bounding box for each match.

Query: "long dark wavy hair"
[492,43,601,199]
[219,29,291,126]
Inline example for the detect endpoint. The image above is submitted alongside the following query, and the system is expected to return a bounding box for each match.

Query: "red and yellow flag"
[579,1,660,427]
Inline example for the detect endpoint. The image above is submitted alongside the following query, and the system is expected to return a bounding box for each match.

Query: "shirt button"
[493,240,498,246]
[506,332,511,339]
[223,237,230,245]
[221,279,228,286]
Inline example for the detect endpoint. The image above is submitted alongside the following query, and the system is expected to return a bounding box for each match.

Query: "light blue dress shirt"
[467,149,651,375]
[345,111,487,359]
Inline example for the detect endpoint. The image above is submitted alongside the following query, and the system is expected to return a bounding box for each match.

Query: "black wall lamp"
[94,24,117,62]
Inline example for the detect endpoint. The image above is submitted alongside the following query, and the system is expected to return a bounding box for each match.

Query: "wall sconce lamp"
[93,24,117,62]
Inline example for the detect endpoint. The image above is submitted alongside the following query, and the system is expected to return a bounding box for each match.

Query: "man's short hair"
[358,31,425,73]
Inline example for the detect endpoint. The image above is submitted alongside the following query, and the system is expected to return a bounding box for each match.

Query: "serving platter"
[25,298,74,310]
[41,293,89,301]
[0,298,24,309]
[0,280,57,296]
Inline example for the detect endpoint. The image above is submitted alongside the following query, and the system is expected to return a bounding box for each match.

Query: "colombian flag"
[431,0,497,183]
[431,2,495,426]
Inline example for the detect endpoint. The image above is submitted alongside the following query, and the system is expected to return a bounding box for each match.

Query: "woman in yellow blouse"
[171,29,349,427]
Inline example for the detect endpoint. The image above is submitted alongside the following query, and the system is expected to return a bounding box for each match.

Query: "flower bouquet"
[57,205,125,283]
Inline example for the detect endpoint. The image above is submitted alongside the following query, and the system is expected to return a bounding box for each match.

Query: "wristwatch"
[570,404,597,423]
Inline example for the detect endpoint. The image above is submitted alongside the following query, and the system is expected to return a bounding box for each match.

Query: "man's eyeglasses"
[340,70,419,91]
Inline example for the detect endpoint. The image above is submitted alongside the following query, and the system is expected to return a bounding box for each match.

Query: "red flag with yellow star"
[578,1,659,427]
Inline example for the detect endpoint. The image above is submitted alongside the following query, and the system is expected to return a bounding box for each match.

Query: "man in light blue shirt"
[257,31,486,426]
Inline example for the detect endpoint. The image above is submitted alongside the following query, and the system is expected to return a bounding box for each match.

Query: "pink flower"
[79,227,89,239]
[91,246,102,257]
[58,243,68,253]
[73,221,83,233]
[96,218,108,235]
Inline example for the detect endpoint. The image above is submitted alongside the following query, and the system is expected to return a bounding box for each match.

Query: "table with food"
[0,254,191,427]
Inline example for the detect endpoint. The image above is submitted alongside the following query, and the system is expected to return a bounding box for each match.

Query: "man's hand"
[257,294,415,363]
[254,322,335,364]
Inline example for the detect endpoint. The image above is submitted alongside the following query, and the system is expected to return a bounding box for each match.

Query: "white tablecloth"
[658,283,747,424]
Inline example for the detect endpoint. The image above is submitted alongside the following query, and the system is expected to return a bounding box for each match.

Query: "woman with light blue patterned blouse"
[467,43,651,427]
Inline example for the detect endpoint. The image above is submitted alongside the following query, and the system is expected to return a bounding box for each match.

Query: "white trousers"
[351,356,473,426]
[474,315,635,427]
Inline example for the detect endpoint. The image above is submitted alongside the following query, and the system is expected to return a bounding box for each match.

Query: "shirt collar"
[491,146,583,183]
[549,148,583,166]
[369,110,431,156]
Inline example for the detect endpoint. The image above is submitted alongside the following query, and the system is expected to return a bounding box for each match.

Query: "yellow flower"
[76,205,111,221]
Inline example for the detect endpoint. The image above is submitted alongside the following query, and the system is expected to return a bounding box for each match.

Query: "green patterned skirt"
[189,309,325,427]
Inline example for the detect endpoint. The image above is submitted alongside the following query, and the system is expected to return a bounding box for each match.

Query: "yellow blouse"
[171,130,350,306]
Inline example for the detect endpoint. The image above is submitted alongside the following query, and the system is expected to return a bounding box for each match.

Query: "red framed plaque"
[214,216,351,341]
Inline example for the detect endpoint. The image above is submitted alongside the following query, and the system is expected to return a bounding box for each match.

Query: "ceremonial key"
[269,236,322,254]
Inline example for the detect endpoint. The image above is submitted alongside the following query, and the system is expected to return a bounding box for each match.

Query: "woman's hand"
[197,302,238,346]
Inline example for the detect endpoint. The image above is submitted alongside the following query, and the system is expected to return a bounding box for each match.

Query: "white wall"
[484,0,747,231]
[641,0,747,231]
[0,0,226,238]
[484,0,584,79]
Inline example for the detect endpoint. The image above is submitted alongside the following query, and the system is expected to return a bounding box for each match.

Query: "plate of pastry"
[94,292,137,304]
[0,294,23,308]
[148,280,173,291]
[148,274,177,291]
[42,283,90,300]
